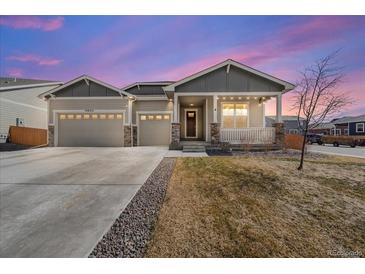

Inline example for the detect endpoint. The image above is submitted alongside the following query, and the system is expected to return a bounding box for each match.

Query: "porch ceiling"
[179,96,207,107]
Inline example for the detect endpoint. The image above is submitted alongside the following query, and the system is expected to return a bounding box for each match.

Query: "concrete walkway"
[0,146,168,257]
[307,144,365,159]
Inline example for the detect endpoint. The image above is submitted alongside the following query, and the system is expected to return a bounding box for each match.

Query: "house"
[39,59,295,148]
[0,77,62,142]
[266,115,306,134]
[309,122,335,135]
[331,115,365,136]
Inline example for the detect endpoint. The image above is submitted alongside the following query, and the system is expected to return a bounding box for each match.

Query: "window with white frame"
[356,123,364,133]
[222,103,248,128]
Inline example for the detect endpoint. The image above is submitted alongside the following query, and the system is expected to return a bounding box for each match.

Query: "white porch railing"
[220,127,275,144]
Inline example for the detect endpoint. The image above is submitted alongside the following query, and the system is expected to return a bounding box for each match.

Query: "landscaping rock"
[89,157,176,258]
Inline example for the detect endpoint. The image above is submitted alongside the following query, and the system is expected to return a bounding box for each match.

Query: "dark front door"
[186,111,196,137]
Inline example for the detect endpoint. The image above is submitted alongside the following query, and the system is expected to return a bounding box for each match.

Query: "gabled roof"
[121,81,174,96]
[38,75,134,98]
[0,77,62,91]
[121,81,174,91]
[163,59,296,92]
[332,114,365,124]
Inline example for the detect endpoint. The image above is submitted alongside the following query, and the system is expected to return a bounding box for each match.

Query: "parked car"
[307,133,322,144]
[320,135,358,147]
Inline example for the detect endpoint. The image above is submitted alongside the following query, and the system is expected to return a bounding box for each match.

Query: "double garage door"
[57,113,124,147]
[138,113,171,146]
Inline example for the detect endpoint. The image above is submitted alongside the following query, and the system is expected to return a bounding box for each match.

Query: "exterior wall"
[132,100,173,124]
[175,66,284,93]
[54,81,120,97]
[48,98,129,124]
[125,85,166,95]
[0,85,59,137]
[216,99,264,128]
[179,107,204,139]
[349,121,365,136]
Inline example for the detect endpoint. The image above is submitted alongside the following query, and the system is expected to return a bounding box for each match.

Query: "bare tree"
[292,50,352,170]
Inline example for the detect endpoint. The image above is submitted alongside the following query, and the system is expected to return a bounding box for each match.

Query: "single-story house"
[331,115,365,136]
[309,122,335,135]
[266,115,306,135]
[39,59,295,148]
[0,77,62,142]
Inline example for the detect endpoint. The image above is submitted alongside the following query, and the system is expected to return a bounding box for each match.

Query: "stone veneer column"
[124,125,132,147]
[48,125,54,147]
[273,122,285,148]
[169,123,181,150]
[210,122,220,145]
[132,125,138,146]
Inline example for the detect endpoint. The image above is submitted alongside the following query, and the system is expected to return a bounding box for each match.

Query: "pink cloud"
[7,54,62,66]
[6,68,23,77]
[0,16,64,31]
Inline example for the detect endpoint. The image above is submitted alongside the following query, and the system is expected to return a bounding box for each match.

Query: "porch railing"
[220,127,275,144]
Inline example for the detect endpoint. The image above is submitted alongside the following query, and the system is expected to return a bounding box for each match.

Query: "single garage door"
[58,113,124,147]
[138,113,171,146]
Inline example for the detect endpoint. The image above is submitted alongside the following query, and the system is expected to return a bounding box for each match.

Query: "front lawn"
[145,154,365,257]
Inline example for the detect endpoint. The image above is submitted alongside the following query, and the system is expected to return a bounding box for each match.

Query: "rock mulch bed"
[89,157,176,258]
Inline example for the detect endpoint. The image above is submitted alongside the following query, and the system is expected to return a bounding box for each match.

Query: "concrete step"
[183,145,206,152]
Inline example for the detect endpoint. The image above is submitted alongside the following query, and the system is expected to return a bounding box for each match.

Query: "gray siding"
[55,81,120,97]
[176,66,284,93]
[126,85,166,95]
[132,100,173,124]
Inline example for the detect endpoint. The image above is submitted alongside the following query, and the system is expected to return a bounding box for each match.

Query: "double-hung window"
[222,103,248,128]
[356,123,364,133]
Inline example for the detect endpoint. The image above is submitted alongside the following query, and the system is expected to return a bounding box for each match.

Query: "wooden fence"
[9,126,47,146]
[284,134,304,150]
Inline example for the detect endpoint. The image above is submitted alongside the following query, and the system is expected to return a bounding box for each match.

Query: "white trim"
[173,93,178,123]
[0,82,62,91]
[172,91,281,96]
[135,95,168,101]
[220,101,250,129]
[205,98,208,141]
[128,99,133,125]
[356,122,364,133]
[0,97,47,112]
[49,96,127,100]
[53,109,126,147]
[136,110,173,146]
[39,75,134,98]
[262,102,266,127]
[184,108,198,138]
[213,95,218,123]
[163,59,295,92]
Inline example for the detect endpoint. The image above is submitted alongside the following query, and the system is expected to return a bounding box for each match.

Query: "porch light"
[190,103,194,106]
[246,97,249,100]
[223,97,226,100]
[262,97,266,99]
[169,99,173,102]
[238,97,242,100]
[254,97,257,100]
[230,97,234,100]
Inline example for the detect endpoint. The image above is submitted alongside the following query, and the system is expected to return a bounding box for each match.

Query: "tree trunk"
[298,128,308,170]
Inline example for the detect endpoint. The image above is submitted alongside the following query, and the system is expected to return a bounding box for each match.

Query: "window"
[92,114,98,119]
[99,114,106,119]
[116,114,123,120]
[67,114,74,119]
[107,114,115,119]
[83,114,90,119]
[75,114,82,120]
[344,128,349,135]
[356,123,364,133]
[156,115,162,120]
[140,115,147,121]
[60,114,66,120]
[148,115,154,120]
[164,115,170,120]
[222,103,248,128]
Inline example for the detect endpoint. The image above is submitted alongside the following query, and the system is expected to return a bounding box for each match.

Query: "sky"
[0,15,364,116]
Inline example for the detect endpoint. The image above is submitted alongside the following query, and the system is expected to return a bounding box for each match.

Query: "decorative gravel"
[89,157,176,258]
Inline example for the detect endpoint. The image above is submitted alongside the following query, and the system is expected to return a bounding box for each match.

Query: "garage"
[57,113,124,147]
[138,113,171,146]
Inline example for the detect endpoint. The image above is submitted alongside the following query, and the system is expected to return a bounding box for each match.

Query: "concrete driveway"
[0,146,168,257]
[307,144,365,159]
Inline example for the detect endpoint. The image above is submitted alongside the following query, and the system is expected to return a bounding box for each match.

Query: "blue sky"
[1,16,364,115]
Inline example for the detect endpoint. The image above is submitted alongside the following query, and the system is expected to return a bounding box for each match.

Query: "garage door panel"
[139,114,170,146]
[58,113,124,147]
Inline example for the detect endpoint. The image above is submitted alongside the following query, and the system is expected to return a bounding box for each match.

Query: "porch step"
[182,145,206,153]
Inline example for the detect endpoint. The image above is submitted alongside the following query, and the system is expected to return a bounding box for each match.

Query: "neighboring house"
[309,122,335,135]
[266,115,306,134]
[331,115,365,136]
[39,59,295,147]
[0,77,62,142]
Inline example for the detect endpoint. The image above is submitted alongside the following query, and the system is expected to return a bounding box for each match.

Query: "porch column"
[173,93,179,123]
[170,94,181,150]
[124,98,133,147]
[210,95,220,144]
[276,93,282,123]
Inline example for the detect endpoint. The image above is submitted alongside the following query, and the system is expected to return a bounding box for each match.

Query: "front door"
[186,110,197,137]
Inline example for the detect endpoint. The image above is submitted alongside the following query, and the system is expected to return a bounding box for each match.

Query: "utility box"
[16,118,25,127]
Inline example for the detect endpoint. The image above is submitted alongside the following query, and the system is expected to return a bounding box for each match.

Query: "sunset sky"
[1,16,364,116]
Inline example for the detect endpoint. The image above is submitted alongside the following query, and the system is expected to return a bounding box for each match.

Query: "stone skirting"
[210,123,220,145]
[273,122,285,148]
[169,123,181,150]
[124,125,132,147]
[48,125,54,147]
[132,125,138,147]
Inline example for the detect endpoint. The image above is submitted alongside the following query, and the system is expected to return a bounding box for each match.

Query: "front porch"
[169,93,284,150]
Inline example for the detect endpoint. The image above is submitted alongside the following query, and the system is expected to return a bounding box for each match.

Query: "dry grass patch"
[145,155,365,257]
